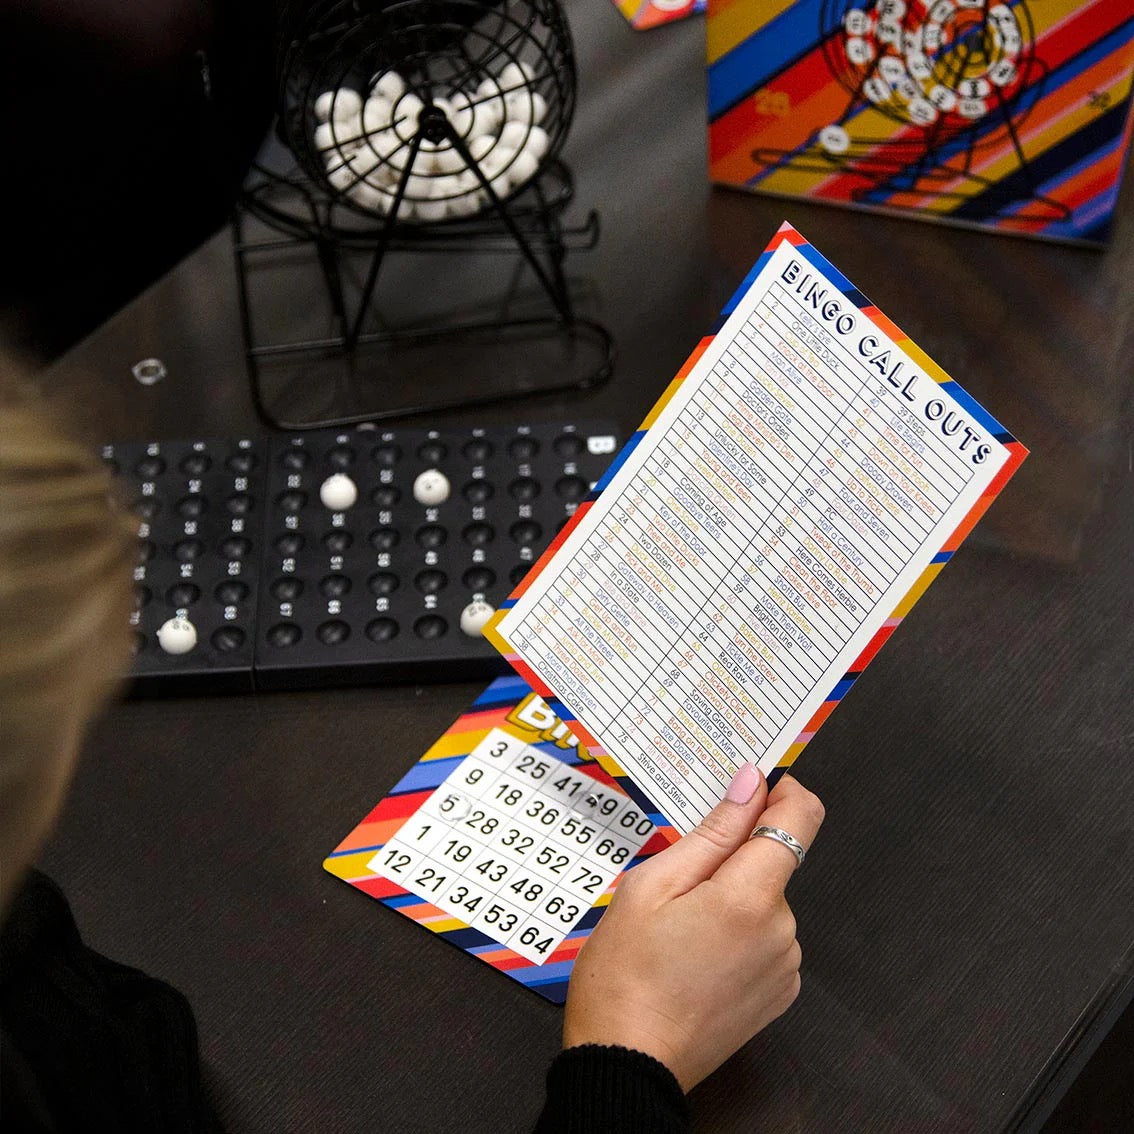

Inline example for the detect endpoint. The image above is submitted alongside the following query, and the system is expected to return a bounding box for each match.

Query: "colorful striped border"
[324,676,672,1003]
[486,221,1027,837]
[613,0,706,32]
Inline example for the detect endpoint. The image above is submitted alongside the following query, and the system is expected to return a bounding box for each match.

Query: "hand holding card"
[563,766,825,1090]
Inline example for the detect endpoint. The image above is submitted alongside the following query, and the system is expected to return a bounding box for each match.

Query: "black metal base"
[232,156,614,430]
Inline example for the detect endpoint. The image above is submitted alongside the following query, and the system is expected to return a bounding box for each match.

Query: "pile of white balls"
[311,62,550,221]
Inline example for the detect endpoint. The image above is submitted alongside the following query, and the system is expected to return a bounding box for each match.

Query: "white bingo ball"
[482,143,517,175]
[524,125,549,160]
[499,62,526,90]
[499,120,530,151]
[411,149,436,176]
[314,91,337,122]
[819,124,851,154]
[445,91,474,137]
[372,71,406,102]
[157,616,197,655]
[313,122,336,152]
[433,143,467,174]
[328,161,357,192]
[331,89,362,122]
[504,90,547,127]
[414,189,449,223]
[469,134,495,163]
[350,182,393,214]
[476,76,504,100]
[460,599,496,638]
[429,173,461,198]
[320,473,358,511]
[845,36,875,65]
[446,195,480,219]
[446,172,484,217]
[907,98,938,127]
[333,115,364,147]
[365,128,402,161]
[481,145,517,196]
[474,80,507,133]
[467,100,501,140]
[404,172,433,200]
[508,146,539,189]
[349,147,382,178]
[391,92,424,139]
[362,96,394,134]
[413,468,450,505]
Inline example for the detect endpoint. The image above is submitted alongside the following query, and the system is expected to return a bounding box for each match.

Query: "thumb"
[643,763,768,898]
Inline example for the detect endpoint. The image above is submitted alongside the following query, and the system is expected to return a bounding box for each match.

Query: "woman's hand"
[562,765,824,1091]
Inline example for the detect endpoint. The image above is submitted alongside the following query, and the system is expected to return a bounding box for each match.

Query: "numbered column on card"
[527,842,580,884]
[367,839,426,882]
[441,878,495,924]
[490,820,543,865]
[449,755,506,798]
[506,921,561,963]
[466,846,517,892]
[470,895,528,943]
[470,728,529,766]
[388,815,446,857]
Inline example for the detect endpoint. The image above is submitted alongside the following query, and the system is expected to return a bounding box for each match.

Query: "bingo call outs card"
[486,222,1027,836]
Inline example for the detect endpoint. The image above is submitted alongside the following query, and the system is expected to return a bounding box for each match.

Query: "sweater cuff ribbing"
[533,1044,690,1133]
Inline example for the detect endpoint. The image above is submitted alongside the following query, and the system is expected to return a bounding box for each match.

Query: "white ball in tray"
[315,66,550,221]
[460,599,496,638]
[413,469,451,506]
[157,616,197,655]
[319,473,358,511]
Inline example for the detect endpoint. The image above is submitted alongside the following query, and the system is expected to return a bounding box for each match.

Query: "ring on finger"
[749,824,806,868]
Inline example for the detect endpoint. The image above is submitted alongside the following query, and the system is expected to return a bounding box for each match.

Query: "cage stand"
[233,140,613,431]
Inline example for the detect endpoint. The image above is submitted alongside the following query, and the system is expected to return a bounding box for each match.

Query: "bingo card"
[612,0,706,32]
[486,222,1028,836]
[325,676,668,1002]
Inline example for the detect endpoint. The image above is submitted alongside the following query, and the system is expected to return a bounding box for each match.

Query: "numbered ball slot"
[118,438,261,692]
[263,434,381,654]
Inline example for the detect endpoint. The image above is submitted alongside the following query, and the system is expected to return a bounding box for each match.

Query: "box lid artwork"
[707,1,1134,245]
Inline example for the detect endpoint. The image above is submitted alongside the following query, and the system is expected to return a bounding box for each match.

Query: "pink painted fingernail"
[725,762,762,804]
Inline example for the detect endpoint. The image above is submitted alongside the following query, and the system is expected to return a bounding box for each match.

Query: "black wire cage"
[234,0,613,430]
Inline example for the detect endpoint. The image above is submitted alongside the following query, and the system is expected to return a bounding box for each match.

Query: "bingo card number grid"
[370,727,656,964]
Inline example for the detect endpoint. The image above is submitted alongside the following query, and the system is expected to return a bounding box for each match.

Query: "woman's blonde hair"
[0,361,135,909]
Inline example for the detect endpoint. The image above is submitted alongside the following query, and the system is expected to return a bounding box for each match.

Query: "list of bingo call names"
[497,242,1009,833]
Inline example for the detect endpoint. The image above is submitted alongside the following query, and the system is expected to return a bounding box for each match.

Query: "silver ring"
[749,825,806,868]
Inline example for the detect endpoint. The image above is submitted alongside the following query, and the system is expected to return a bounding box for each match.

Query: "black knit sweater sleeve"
[533,1045,691,1133]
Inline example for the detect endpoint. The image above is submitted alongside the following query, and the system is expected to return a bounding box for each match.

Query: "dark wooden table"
[39,5,1134,1132]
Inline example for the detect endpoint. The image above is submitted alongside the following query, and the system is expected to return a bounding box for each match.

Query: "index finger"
[712,774,825,894]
